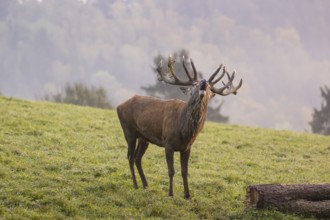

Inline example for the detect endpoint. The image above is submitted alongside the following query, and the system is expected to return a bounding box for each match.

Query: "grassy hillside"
[0,96,329,219]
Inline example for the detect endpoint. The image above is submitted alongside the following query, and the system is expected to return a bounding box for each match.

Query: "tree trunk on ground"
[245,184,330,218]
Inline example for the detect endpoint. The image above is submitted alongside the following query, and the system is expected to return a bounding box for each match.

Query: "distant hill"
[0,96,329,219]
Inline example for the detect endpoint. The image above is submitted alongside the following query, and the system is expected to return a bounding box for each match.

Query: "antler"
[208,65,243,96]
[156,56,198,86]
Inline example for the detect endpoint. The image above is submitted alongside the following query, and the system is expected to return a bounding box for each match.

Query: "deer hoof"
[184,194,191,200]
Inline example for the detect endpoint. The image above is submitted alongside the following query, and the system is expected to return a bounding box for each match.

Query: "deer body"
[117,57,242,199]
[118,92,209,146]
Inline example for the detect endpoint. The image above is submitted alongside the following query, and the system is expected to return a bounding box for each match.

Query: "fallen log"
[245,184,330,218]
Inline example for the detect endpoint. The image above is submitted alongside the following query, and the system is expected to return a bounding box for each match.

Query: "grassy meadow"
[0,96,329,219]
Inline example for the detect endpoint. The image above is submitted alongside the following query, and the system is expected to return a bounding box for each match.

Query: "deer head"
[156,56,243,144]
[156,56,243,100]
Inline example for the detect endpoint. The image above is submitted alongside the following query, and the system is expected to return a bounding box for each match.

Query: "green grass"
[0,96,329,219]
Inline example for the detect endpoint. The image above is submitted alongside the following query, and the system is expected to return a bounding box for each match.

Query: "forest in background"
[1,0,330,132]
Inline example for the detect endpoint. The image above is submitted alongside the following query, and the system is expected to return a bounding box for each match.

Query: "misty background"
[1,0,329,132]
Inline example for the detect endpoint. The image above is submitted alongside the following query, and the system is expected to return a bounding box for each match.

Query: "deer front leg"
[165,148,175,197]
[180,149,191,199]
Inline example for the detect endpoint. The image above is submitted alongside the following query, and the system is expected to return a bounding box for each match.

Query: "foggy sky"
[1,0,330,132]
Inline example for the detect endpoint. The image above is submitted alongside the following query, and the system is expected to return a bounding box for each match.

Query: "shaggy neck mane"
[180,94,209,141]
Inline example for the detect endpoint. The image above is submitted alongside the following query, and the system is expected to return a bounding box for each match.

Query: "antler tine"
[208,64,223,83]
[156,57,196,86]
[222,71,243,95]
[182,56,193,81]
[231,78,243,95]
[167,56,181,82]
[211,68,243,96]
[211,65,227,86]
[220,70,235,89]
[190,58,198,81]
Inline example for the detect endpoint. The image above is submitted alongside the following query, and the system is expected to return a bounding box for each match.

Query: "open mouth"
[199,90,205,97]
[199,79,207,98]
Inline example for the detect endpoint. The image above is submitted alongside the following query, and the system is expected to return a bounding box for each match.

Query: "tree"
[43,82,113,109]
[142,49,229,123]
[310,85,330,135]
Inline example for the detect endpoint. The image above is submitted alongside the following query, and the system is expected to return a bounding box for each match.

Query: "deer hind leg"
[126,137,138,189]
[135,139,149,189]
[165,148,175,197]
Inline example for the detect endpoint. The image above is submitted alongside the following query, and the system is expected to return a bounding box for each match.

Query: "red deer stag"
[117,57,242,199]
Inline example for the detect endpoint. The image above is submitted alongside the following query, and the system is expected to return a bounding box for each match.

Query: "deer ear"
[180,87,190,95]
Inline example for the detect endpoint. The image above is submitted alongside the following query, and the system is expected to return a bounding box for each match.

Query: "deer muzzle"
[199,79,207,98]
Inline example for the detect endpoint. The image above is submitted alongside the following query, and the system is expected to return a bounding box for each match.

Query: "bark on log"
[245,184,330,218]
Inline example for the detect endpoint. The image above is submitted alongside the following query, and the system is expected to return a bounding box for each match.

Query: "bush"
[43,82,113,109]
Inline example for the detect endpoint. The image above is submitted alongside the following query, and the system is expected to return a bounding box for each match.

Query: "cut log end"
[245,184,330,218]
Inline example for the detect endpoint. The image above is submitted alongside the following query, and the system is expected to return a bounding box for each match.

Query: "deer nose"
[200,79,207,91]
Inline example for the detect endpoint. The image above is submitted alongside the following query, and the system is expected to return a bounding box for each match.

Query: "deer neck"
[180,93,209,140]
